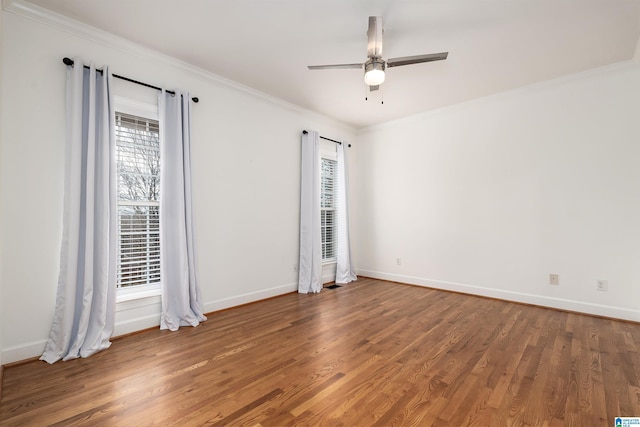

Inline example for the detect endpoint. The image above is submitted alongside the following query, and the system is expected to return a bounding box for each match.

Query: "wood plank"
[2,278,640,425]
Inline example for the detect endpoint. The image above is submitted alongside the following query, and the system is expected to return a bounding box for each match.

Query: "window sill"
[322,260,337,266]
[116,287,161,303]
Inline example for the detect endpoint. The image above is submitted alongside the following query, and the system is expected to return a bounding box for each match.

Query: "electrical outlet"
[596,280,608,291]
[549,274,559,285]
[396,258,402,266]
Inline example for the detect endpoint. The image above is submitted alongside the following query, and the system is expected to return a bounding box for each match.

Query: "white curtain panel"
[336,142,357,284]
[41,59,117,363]
[158,90,207,331]
[298,130,322,293]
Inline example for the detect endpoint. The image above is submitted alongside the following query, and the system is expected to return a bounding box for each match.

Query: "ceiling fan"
[308,16,448,91]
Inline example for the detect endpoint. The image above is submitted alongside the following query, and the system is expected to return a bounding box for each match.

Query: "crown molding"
[2,0,355,134]
[358,59,638,135]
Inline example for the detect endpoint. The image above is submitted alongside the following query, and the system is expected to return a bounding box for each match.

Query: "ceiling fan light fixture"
[364,59,386,86]
[307,16,449,91]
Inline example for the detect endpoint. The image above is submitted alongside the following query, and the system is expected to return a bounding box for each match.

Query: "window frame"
[114,97,162,301]
[320,146,338,264]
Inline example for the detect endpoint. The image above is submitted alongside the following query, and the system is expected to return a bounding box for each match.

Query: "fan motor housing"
[364,57,386,73]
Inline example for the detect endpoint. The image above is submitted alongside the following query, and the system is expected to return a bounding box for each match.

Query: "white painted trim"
[2,0,354,134]
[114,282,300,338]
[1,281,298,364]
[322,273,336,285]
[116,287,162,303]
[11,269,633,363]
[114,96,158,119]
[116,294,162,311]
[357,269,640,322]
[1,297,166,363]
[203,282,297,313]
[112,312,161,338]
[358,60,639,135]
[2,339,47,365]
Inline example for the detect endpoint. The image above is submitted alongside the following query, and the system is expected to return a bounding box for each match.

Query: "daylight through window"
[321,157,338,262]
[116,112,161,288]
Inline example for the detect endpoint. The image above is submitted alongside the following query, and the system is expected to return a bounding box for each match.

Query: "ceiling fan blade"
[386,52,449,68]
[307,63,363,70]
[367,16,383,58]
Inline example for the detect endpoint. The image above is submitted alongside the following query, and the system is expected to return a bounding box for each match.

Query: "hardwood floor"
[2,278,640,426]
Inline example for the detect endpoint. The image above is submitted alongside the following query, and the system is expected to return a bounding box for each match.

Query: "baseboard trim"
[202,282,298,313]
[1,339,48,366]
[112,314,162,338]
[114,282,300,336]
[1,281,299,365]
[3,273,634,366]
[357,269,640,322]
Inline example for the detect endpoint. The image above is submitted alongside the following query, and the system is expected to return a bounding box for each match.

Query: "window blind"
[115,112,161,288]
[321,157,338,262]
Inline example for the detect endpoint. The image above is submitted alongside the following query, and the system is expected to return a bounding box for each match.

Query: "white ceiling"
[22,0,640,129]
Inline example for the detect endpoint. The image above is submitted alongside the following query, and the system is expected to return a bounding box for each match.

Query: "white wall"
[0,3,5,370]
[4,2,639,367]
[352,62,640,321]
[0,4,355,363]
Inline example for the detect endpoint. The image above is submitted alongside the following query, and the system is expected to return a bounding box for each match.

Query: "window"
[321,157,338,262]
[115,111,161,290]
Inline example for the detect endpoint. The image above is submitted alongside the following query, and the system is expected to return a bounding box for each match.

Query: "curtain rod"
[302,130,351,147]
[62,58,199,103]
